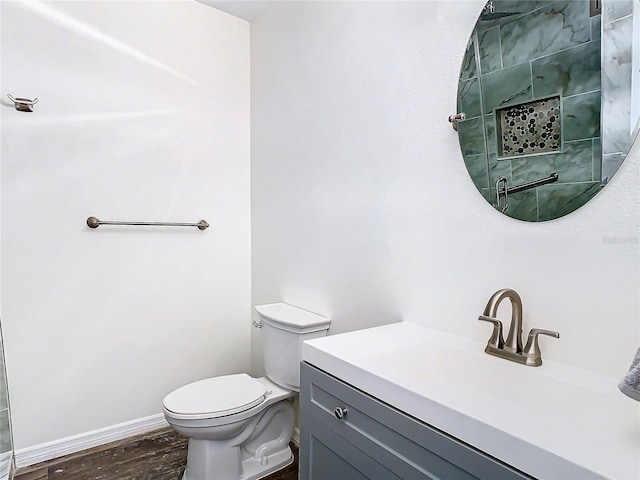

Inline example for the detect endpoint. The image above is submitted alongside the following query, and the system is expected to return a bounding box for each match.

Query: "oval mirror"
[455,0,639,221]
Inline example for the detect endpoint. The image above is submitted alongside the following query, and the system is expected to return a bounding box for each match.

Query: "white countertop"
[302,322,640,480]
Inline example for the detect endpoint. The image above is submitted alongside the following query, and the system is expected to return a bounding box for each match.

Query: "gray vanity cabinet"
[299,362,535,480]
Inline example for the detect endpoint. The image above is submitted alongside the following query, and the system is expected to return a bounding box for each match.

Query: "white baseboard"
[15,415,298,469]
[14,413,168,468]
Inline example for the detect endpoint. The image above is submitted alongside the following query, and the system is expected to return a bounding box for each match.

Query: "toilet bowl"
[163,303,330,480]
[164,375,295,480]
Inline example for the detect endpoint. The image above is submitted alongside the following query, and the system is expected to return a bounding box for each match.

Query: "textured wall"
[251,0,639,379]
[1,1,251,449]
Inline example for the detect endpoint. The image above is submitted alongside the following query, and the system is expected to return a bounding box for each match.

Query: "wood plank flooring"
[15,428,298,480]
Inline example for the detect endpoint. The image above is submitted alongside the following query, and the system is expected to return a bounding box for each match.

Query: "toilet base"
[182,445,293,480]
[242,446,293,480]
[166,378,296,480]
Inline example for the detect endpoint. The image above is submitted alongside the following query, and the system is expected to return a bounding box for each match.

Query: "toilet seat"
[163,373,267,420]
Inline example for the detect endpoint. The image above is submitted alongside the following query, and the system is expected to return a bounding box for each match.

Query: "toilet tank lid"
[255,303,330,332]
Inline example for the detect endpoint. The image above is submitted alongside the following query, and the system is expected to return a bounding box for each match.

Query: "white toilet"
[163,303,331,480]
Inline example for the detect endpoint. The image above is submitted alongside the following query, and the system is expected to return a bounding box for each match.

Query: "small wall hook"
[7,94,38,112]
[448,112,466,131]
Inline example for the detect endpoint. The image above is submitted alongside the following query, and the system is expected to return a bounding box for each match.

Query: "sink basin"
[364,334,613,421]
[302,322,640,480]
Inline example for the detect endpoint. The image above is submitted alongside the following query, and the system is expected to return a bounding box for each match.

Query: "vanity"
[299,322,640,480]
[297,0,640,477]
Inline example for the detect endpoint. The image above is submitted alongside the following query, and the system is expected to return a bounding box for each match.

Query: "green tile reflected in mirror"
[455,0,639,222]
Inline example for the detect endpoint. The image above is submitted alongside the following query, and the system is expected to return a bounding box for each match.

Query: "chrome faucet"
[478,288,559,367]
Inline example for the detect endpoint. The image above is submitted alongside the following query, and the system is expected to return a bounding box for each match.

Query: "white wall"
[1,1,251,449]
[251,0,639,378]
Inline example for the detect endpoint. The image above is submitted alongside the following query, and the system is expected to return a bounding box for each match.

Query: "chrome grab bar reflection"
[504,172,559,195]
[86,216,209,230]
[496,177,509,213]
[496,173,559,213]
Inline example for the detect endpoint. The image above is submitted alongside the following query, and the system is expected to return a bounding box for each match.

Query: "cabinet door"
[300,362,535,480]
[300,413,402,480]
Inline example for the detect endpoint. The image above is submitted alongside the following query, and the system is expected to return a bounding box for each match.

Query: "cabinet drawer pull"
[334,406,348,420]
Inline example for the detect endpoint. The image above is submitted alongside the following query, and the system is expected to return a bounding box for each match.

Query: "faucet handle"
[523,328,559,365]
[478,315,504,349]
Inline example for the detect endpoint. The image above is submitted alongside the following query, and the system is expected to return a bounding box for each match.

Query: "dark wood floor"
[15,427,298,480]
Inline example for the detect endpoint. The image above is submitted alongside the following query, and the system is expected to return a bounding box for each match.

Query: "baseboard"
[14,413,168,468]
[291,427,300,447]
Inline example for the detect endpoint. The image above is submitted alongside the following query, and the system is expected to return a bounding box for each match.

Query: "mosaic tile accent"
[497,96,561,158]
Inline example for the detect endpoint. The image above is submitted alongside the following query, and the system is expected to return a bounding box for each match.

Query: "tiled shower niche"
[497,96,561,158]
[456,0,603,222]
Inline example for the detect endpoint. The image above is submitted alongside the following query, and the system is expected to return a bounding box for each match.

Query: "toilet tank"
[255,303,330,391]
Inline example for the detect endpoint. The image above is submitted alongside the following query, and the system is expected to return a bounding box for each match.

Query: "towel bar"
[86,216,209,230]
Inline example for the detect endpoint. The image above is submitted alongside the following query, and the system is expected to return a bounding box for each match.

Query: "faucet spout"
[482,288,523,354]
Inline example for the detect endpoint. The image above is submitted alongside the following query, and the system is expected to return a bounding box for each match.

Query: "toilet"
[163,303,331,480]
